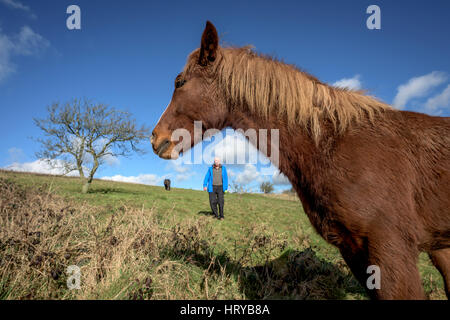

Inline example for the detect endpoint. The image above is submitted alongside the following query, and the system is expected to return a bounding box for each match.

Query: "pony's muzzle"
[151,130,172,158]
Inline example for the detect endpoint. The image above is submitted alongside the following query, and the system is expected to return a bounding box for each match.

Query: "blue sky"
[1,0,450,192]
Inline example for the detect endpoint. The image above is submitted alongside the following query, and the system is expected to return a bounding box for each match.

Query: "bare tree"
[34,98,150,193]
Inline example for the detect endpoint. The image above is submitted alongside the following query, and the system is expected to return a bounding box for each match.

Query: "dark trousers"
[209,185,224,218]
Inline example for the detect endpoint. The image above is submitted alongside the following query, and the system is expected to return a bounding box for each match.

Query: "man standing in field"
[203,157,228,220]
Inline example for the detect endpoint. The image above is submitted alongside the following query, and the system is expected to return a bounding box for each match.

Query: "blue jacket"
[203,165,228,192]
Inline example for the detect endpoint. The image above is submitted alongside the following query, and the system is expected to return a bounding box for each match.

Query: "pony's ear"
[199,21,219,66]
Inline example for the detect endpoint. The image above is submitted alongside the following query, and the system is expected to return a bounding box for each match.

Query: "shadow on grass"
[197,210,214,216]
[167,234,367,299]
[237,248,366,299]
[87,187,151,195]
[87,187,125,194]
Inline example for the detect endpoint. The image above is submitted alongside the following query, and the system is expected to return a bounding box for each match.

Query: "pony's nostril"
[156,138,170,156]
[151,132,156,144]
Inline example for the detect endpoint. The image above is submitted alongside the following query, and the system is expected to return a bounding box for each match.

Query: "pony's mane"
[184,46,393,142]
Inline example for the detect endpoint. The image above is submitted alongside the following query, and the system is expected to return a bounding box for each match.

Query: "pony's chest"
[295,188,347,246]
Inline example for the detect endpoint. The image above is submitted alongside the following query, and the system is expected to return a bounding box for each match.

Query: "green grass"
[0,170,446,300]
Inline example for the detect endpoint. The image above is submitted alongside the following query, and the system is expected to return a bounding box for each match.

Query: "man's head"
[214,157,221,167]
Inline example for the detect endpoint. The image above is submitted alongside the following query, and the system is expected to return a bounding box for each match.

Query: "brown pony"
[151,21,450,299]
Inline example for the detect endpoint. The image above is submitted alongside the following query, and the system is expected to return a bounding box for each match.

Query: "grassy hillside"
[0,170,445,300]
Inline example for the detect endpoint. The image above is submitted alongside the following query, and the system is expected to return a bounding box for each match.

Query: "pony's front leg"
[339,234,425,299]
[429,248,450,299]
[338,245,373,298]
[365,234,425,299]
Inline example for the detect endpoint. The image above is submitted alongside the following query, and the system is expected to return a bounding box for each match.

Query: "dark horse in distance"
[151,21,450,299]
[164,179,171,191]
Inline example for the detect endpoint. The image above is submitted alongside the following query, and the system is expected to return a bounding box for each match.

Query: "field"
[0,170,445,300]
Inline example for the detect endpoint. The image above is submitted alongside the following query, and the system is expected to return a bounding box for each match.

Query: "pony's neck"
[216,47,391,145]
[226,107,327,194]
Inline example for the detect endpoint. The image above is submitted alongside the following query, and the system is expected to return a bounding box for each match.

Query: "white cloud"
[175,172,195,182]
[4,159,83,176]
[164,158,196,182]
[0,30,15,81]
[0,0,36,18]
[102,154,120,166]
[393,71,447,110]
[272,170,290,185]
[174,165,189,173]
[228,164,291,192]
[100,173,167,186]
[424,84,450,115]
[166,159,190,173]
[333,75,362,90]
[0,0,30,11]
[232,164,264,186]
[0,26,49,82]
[13,26,49,55]
[7,147,25,163]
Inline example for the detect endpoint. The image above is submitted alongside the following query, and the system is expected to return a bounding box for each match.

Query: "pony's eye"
[175,79,186,89]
